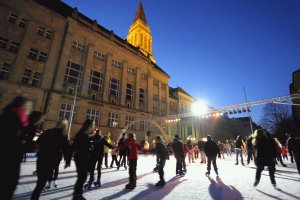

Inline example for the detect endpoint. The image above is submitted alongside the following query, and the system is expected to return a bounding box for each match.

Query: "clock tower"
[127,1,156,63]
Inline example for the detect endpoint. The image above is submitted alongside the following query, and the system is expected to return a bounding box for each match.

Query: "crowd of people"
[1,96,300,200]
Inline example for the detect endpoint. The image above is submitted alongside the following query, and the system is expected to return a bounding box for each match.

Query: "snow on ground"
[14,155,300,200]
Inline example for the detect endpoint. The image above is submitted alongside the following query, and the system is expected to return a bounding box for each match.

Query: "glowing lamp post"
[192,100,208,139]
[192,100,208,116]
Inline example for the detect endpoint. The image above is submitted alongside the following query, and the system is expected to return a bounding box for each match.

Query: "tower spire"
[127,1,156,63]
[133,1,147,25]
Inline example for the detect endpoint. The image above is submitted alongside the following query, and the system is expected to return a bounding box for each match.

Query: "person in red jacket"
[118,133,143,189]
[282,146,288,160]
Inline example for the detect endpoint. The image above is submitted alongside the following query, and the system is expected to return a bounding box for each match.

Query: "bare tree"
[259,103,292,134]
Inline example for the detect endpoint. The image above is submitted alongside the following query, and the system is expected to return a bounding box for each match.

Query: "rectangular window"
[72,41,86,52]
[59,103,77,123]
[38,52,48,62]
[28,48,38,59]
[9,41,20,52]
[153,94,159,101]
[127,67,135,75]
[8,13,18,24]
[93,51,105,61]
[125,115,134,130]
[161,83,166,90]
[87,108,100,126]
[153,106,159,115]
[37,26,45,36]
[18,18,27,28]
[21,69,32,85]
[141,73,147,80]
[0,36,9,49]
[0,63,11,80]
[108,112,118,127]
[45,30,53,39]
[109,78,120,97]
[161,97,167,103]
[126,83,134,100]
[140,120,146,131]
[89,70,103,92]
[153,79,159,87]
[31,72,41,87]
[63,61,82,87]
[112,59,121,68]
[139,88,146,103]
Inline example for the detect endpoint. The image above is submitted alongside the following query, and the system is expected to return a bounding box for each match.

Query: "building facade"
[0,0,171,141]
[290,69,300,124]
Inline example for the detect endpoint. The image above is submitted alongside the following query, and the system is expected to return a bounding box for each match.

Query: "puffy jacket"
[204,140,220,157]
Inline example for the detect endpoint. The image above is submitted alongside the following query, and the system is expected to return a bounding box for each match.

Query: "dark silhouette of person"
[0,96,41,199]
[85,129,114,189]
[117,132,128,170]
[30,119,70,200]
[68,119,95,200]
[204,135,221,176]
[252,130,277,188]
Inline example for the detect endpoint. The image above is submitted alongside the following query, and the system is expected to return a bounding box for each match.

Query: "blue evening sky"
[62,0,300,124]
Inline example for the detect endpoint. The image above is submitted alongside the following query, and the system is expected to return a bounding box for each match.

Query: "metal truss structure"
[164,93,300,120]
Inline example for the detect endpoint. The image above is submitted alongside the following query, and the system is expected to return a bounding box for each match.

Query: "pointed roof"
[133,1,147,25]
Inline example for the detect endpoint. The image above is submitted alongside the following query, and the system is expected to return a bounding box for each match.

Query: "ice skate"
[205,171,210,177]
[155,180,165,187]
[94,179,101,187]
[52,180,57,188]
[253,180,259,187]
[84,182,92,190]
[44,181,51,190]
[125,183,135,189]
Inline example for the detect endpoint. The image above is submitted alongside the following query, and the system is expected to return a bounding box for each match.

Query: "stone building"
[290,69,300,124]
[0,0,171,141]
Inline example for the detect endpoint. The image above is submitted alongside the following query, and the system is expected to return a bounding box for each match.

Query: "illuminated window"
[87,108,100,126]
[59,103,77,123]
[108,112,118,127]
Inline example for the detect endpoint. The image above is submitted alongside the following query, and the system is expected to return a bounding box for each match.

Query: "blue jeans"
[235,148,244,164]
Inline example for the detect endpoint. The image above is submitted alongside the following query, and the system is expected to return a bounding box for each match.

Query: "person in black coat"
[204,135,221,176]
[252,130,278,188]
[118,132,128,170]
[151,136,169,186]
[31,119,70,200]
[0,96,38,199]
[172,135,185,175]
[246,135,256,165]
[84,129,114,189]
[68,119,95,200]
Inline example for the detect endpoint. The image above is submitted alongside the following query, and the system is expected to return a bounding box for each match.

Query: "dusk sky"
[62,0,300,124]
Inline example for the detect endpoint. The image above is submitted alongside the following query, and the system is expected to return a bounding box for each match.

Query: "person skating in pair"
[84,130,114,189]
[150,136,169,186]
[118,133,143,189]
[31,119,70,200]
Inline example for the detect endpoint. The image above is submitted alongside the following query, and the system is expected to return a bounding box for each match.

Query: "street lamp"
[191,100,208,116]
